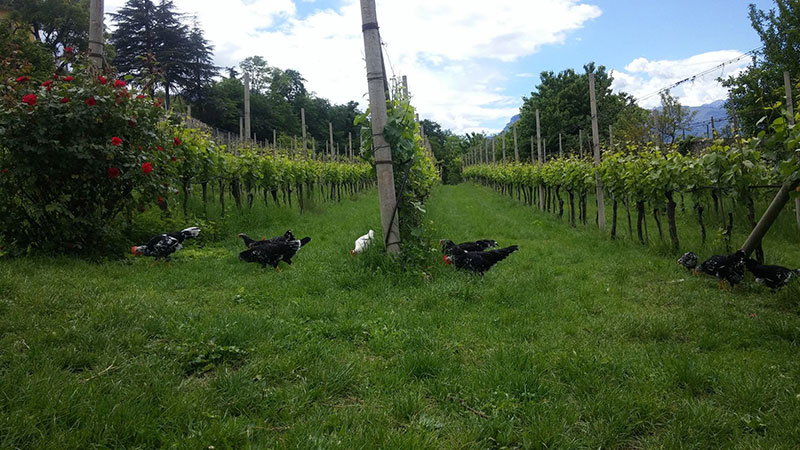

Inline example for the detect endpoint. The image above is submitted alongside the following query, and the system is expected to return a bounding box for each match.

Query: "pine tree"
[109,0,215,108]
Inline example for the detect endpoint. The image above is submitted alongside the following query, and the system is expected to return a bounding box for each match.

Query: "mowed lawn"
[1,183,799,449]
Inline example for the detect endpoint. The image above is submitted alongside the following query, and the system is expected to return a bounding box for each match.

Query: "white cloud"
[612,50,753,109]
[104,0,601,134]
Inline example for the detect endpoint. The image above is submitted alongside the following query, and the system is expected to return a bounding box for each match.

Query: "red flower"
[16,76,29,83]
[157,196,165,205]
[21,93,37,106]
[154,98,163,108]
[111,136,123,146]
[173,137,181,146]
[41,80,52,91]
[141,162,153,174]
[53,74,60,80]
[157,146,163,151]
[1,168,8,174]
[114,79,126,87]
[107,167,120,178]
[60,97,70,103]
[171,156,177,162]
[136,94,146,99]
[98,75,107,84]
[85,97,97,106]
[64,46,74,53]
[63,76,74,82]
[128,119,137,127]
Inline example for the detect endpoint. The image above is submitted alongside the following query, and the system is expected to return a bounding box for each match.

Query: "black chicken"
[695,250,747,290]
[745,258,799,291]
[132,227,201,264]
[239,235,311,270]
[677,251,699,271]
[238,229,297,249]
[443,245,518,275]
[440,239,499,255]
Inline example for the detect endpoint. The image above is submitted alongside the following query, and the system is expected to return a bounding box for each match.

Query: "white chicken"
[351,229,374,255]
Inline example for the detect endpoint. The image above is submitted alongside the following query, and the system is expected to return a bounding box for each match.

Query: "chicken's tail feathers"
[181,227,201,239]
[368,229,374,238]
[300,237,311,247]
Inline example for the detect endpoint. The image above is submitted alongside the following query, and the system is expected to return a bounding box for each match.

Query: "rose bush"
[0,54,173,253]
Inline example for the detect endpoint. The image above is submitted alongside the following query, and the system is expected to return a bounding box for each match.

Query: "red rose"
[157,146,163,151]
[128,119,136,127]
[141,162,153,174]
[41,80,52,91]
[114,79,126,87]
[173,137,181,146]
[98,76,107,84]
[16,76,29,82]
[1,168,8,174]
[64,47,74,53]
[53,74,60,80]
[21,93,37,106]
[111,136,123,146]
[107,167,120,178]
[154,98,163,108]
[85,97,97,106]
[136,94,146,99]
[60,97,70,103]
[171,156,177,161]
[157,196,165,205]
[63,76,74,81]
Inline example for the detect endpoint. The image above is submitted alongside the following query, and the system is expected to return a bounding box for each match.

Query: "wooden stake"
[349,132,354,162]
[492,138,496,164]
[536,109,544,210]
[243,72,251,142]
[301,108,308,158]
[239,117,243,142]
[502,133,506,163]
[513,124,519,162]
[579,129,583,158]
[88,0,104,70]
[329,122,335,161]
[559,133,562,158]
[360,0,400,254]
[784,71,800,232]
[589,72,606,230]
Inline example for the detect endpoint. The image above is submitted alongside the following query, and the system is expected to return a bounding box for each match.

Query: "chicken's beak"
[350,250,355,256]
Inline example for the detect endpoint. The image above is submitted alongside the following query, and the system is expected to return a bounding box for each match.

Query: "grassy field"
[1,183,799,449]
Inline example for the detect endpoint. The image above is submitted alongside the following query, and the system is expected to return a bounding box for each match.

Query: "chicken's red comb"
[131,246,137,254]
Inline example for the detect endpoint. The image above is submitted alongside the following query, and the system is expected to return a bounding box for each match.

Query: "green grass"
[1,183,799,449]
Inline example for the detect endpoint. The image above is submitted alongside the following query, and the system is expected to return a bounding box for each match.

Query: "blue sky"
[105,0,777,134]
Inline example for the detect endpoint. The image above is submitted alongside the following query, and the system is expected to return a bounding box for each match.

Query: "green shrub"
[0,54,173,253]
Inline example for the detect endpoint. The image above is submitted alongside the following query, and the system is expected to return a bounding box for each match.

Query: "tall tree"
[239,56,271,94]
[110,0,214,108]
[0,0,89,58]
[516,63,634,159]
[651,90,696,149]
[723,0,800,135]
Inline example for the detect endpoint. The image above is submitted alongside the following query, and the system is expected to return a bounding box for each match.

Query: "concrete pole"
[513,124,519,162]
[402,75,409,97]
[589,72,606,230]
[579,129,583,158]
[243,72,251,143]
[88,0,104,70]
[492,138,496,164]
[239,117,243,142]
[349,132,354,162]
[360,0,399,253]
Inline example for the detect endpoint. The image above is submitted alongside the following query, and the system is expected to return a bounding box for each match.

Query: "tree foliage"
[0,0,89,58]
[110,0,215,108]
[516,63,636,159]
[651,90,696,148]
[723,0,800,135]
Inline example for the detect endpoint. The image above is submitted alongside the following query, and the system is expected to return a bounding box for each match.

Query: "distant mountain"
[497,100,728,139]
[502,114,520,133]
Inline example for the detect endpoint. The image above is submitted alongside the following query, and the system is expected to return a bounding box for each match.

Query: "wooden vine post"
[502,133,506,163]
[360,0,400,254]
[513,124,519,162]
[301,108,308,158]
[536,109,544,210]
[243,72,251,143]
[88,0,104,70]
[786,71,800,232]
[329,122,335,161]
[588,72,606,230]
